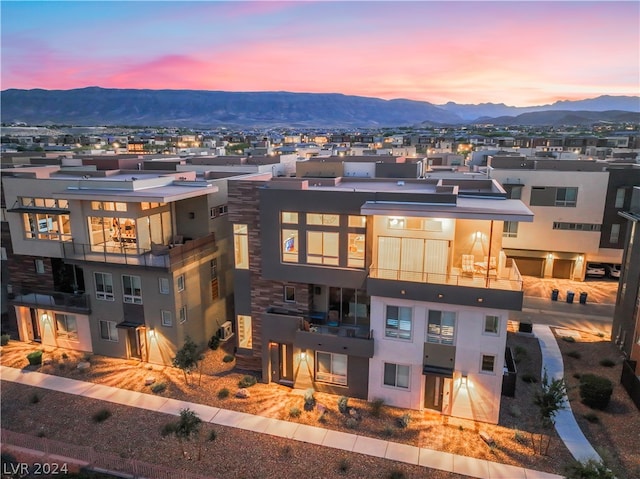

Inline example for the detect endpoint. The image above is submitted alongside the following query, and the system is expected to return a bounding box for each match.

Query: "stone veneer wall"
[228,178,312,372]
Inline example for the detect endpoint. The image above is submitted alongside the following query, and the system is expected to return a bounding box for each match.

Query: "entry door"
[424,375,445,411]
[127,328,141,359]
[29,308,41,342]
[270,343,294,385]
[137,328,147,362]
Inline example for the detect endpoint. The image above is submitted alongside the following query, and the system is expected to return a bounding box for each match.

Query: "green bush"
[599,358,615,368]
[573,372,582,380]
[337,396,349,414]
[397,413,411,429]
[513,345,528,363]
[388,469,407,479]
[29,393,40,404]
[370,397,385,418]
[26,350,43,366]
[238,375,257,388]
[222,354,235,363]
[151,382,167,394]
[345,417,358,429]
[381,424,395,437]
[521,373,538,383]
[1,334,10,346]
[208,334,220,350]
[565,459,616,479]
[161,422,177,437]
[338,458,350,474]
[567,350,582,359]
[304,388,316,411]
[217,388,230,399]
[580,374,613,410]
[208,430,217,442]
[92,408,112,423]
[289,407,301,418]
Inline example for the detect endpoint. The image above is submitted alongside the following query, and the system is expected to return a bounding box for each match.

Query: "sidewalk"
[0,365,562,479]
[532,325,602,464]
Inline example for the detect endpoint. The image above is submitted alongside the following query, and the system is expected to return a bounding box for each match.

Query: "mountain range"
[1,87,639,128]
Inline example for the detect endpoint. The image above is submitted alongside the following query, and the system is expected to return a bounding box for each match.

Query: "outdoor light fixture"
[461,375,468,387]
[547,253,554,260]
[300,350,307,361]
[40,313,50,322]
[475,231,482,240]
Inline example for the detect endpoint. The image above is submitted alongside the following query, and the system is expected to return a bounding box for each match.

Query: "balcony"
[296,322,374,358]
[60,233,216,270]
[9,288,91,314]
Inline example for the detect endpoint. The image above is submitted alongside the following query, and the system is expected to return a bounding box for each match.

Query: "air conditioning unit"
[218,321,233,342]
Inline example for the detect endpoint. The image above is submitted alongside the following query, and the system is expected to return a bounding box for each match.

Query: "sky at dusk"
[1,1,639,106]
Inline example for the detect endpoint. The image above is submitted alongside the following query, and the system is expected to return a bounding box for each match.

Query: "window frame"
[179,306,187,324]
[233,224,249,269]
[34,259,45,274]
[55,313,78,340]
[159,277,170,295]
[237,315,252,349]
[609,224,621,243]
[384,305,413,340]
[383,362,410,389]
[502,221,518,238]
[480,354,496,374]
[99,320,118,342]
[315,351,348,386]
[284,285,296,303]
[177,274,185,292]
[483,315,500,335]
[161,310,173,327]
[555,187,578,207]
[94,272,115,301]
[427,310,456,345]
[122,274,142,304]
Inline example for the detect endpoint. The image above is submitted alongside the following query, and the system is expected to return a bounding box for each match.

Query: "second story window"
[233,224,249,269]
[427,310,455,345]
[95,272,114,301]
[503,221,518,238]
[555,187,577,207]
[122,274,142,304]
[385,306,412,340]
[307,231,339,265]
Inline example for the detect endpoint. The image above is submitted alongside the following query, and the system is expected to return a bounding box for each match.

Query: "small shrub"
[599,358,615,368]
[217,388,230,399]
[36,430,46,438]
[345,417,358,429]
[289,407,301,418]
[565,459,616,479]
[151,382,167,394]
[26,350,43,366]
[397,413,411,429]
[61,352,69,360]
[388,469,407,479]
[381,424,395,437]
[370,397,385,418]
[567,350,582,359]
[280,445,293,458]
[580,374,613,410]
[208,430,217,441]
[29,393,40,404]
[82,353,92,362]
[337,396,349,414]
[92,408,112,423]
[161,422,177,437]
[238,375,257,388]
[597,332,605,338]
[514,429,526,444]
[338,457,350,474]
[318,410,327,423]
[58,363,66,371]
[1,334,10,346]
[521,373,538,383]
[562,336,576,343]
[509,405,521,418]
[222,354,235,363]
[513,345,528,363]
[458,425,464,431]
[208,334,220,350]
[303,388,316,411]
[573,372,582,380]
[583,412,600,423]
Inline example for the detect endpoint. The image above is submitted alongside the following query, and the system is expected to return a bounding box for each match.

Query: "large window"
[282,229,298,263]
[383,362,410,389]
[307,231,339,265]
[316,351,347,386]
[555,187,578,207]
[95,272,114,301]
[237,315,252,349]
[55,314,78,340]
[503,221,518,238]
[385,306,412,340]
[484,315,500,335]
[99,320,118,341]
[427,310,455,344]
[233,224,249,269]
[530,186,578,207]
[22,213,71,241]
[122,275,142,304]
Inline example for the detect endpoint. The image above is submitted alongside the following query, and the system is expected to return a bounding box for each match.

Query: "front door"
[128,328,141,359]
[270,342,293,385]
[29,308,41,342]
[424,375,445,411]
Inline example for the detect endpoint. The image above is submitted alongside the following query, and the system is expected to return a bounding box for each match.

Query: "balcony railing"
[369,258,523,292]
[303,322,372,340]
[9,287,91,313]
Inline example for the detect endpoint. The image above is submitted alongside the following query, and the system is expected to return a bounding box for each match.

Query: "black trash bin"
[566,291,575,303]
[551,289,559,301]
[579,292,588,304]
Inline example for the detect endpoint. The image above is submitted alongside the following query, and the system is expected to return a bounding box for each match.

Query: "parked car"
[585,263,606,278]
[605,264,621,279]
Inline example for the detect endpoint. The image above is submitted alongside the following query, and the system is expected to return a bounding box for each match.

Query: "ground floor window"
[237,315,252,349]
[481,354,496,373]
[383,362,410,389]
[99,320,118,342]
[316,351,347,386]
[55,314,78,340]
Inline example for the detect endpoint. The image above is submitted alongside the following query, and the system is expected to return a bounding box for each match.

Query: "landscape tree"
[532,368,567,455]
[172,336,204,385]
[162,408,203,460]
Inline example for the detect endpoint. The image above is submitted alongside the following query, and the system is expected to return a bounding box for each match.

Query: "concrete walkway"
[0,365,562,479]
[532,324,602,463]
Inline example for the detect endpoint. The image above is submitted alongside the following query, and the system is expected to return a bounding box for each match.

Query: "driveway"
[522,276,619,304]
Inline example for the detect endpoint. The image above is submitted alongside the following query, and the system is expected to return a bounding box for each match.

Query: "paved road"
[510,296,614,335]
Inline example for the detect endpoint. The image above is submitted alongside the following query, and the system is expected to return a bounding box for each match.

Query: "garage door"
[512,257,544,277]
[552,259,573,279]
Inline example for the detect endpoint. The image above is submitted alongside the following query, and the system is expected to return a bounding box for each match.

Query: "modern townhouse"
[228,175,533,424]
[2,165,233,365]
[489,157,640,280]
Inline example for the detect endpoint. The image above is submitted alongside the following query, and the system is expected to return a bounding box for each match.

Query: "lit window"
[481,354,496,373]
[233,224,249,269]
[159,277,170,294]
[238,315,252,349]
[484,315,500,335]
[99,320,118,341]
[177,274,185,292]
[122,275,142,304]
[307,231,339,265]
[383,362,410,389]
[55,314,78,340]
[348,234,365,268]
[282,229,298,263]
[95,272,114,301]
[161,310,173,327]
[348,215,366,228]
[316,351,347,385]
[385,306,412,340]
[307,213,339,226]
[427,310,455,344]
[281,211,299,224]
[284,286,296,303]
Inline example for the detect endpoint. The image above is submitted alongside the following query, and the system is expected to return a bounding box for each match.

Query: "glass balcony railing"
[9,287,90,312]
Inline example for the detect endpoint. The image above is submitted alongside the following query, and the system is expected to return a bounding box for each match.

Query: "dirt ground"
[522,276,619,304]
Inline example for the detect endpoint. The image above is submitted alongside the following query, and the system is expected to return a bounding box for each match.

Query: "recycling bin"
[551,289,559,301]
[579,292,588,304]
[566,291,575,303]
